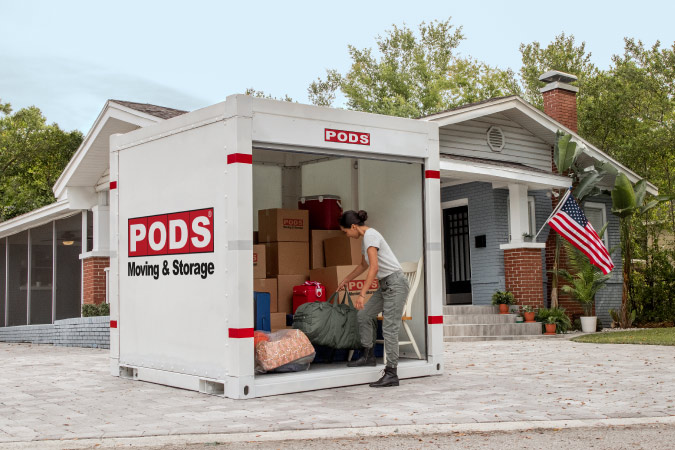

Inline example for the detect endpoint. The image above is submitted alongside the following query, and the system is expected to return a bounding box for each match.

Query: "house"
[0,71,657,345]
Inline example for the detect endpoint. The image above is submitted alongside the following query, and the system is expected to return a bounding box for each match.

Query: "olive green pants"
[357,271,409,368]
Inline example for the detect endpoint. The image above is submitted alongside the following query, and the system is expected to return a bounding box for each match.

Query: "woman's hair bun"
[357,210,368,223]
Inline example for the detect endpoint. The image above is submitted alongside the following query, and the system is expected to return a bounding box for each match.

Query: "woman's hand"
[354,294,365,310]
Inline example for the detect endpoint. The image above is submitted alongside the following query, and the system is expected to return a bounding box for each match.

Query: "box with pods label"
[309,265,379,303]
[258,209,309,242]
[253,244,266,279]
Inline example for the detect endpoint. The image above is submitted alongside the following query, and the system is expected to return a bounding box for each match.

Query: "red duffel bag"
[292,281,326,314]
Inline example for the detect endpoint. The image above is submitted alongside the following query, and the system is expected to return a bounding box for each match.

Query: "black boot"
[369,366,399,387]
[347,347,376,367]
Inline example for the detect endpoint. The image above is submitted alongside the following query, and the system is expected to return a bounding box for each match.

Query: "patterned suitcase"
[298,195,342,230]
[292,281,326,314]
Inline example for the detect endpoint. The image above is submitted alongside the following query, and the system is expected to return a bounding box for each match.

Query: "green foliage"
[535,307,573,333]
[308,18,519,117]
[82,303,110,317]
[491,290,515,305]
[0,99,10,115]
[519,33,597,109]
[631,244,675,324]
[556,241,612,316]
[244,88,293,102]
[0,106,83,221]
[553,131,582,175]
[520,305,534,313]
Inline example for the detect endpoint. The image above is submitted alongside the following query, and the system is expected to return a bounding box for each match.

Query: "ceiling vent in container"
[486,126,505,152]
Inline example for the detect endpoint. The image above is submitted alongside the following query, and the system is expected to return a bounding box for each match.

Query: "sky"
[1,0,674,133]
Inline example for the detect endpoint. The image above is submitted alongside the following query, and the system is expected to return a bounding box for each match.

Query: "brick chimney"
[539,70,578,133]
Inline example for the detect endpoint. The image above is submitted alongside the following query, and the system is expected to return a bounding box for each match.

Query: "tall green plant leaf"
[554,133,579,174]
[634,179,647,208]
[611,173,636,218]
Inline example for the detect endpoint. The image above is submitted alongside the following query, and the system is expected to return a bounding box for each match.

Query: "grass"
[571,327,675,346]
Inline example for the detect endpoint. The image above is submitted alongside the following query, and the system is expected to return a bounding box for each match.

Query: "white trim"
[441,198,468,209]
[0,200,77,239]
[440,157,571,190]
[506,195,536,239]
[584,201,610,249]
[52,101,162,199]
[423,96,658,195]
[499,242,546,250]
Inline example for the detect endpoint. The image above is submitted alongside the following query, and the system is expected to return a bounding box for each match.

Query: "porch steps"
[443,305,545,342]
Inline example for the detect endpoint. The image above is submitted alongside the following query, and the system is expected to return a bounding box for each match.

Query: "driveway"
[0,338,673,447]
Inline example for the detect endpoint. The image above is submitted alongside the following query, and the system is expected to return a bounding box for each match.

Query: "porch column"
[501,183,545,308]
[80,200,110,306]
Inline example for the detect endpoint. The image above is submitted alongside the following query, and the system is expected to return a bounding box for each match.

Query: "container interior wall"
[252,149,427,361]
[358,159,426,358]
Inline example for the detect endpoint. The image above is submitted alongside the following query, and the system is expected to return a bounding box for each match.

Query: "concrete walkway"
[0,338,673,447]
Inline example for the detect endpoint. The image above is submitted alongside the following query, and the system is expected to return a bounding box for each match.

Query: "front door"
[443,206,472,304]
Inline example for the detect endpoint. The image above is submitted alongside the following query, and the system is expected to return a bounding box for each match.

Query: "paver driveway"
[1,338,673,444]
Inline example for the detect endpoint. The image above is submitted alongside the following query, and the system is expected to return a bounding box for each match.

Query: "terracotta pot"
[499,304,509,314]
[524,312,536,323]
[544,323,557,335]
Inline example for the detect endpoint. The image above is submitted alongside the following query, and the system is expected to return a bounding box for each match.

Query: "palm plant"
[555,240,612,316]
[611,173,672,327]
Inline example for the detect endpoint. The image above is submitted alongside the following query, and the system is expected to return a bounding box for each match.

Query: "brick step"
[443,305,500,315]
[444,334,563,342]
[443,322,542,337]
[443,314,518,325]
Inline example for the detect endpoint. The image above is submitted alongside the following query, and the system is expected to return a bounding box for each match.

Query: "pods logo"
[325,129,370,146]
[128,208,214,257]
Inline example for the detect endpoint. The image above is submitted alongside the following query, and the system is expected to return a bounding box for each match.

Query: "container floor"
[254,357,436,397]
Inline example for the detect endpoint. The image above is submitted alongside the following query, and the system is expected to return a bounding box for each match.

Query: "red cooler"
[292,281,327,314]
[298,195,342,230]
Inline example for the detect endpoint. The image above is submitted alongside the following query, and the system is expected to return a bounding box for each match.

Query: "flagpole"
[533,186,573,241]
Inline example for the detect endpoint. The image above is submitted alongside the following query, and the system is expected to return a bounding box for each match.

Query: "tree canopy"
[0,103,82,221]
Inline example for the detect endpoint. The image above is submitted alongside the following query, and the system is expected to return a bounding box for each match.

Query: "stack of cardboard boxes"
[254,208,380,332]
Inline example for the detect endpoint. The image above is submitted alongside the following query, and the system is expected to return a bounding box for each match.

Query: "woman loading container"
[336,210,409,388]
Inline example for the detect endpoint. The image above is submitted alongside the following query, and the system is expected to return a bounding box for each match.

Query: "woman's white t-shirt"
[361,228,403,279]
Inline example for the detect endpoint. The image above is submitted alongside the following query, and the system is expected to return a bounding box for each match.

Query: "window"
[507,195,536,241]
[584,202,609,249]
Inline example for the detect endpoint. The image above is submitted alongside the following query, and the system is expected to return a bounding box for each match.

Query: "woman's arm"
[354,247,378,310]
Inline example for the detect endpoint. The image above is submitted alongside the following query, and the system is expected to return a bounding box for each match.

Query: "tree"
[308,19,520,117]
[244,88,294,102]
[519,33,597,109]
[0,105,82,221]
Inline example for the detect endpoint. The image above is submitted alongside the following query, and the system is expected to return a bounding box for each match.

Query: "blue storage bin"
[254,292,271,332]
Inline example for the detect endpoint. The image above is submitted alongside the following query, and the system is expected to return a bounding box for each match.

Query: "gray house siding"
[582,194,623,328]
[439,113,552,172]
[441,182,508,305]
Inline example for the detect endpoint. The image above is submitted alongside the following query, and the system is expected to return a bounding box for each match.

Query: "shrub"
[535,307,572,334]
[82,303,110,317]
[491,291,515,305]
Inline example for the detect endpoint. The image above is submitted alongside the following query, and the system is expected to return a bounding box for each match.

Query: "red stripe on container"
[110,320,118,328]
[425,170,441,179]
[228,328,254,338]
[427,315,443,324]
[227,153,253,165]
[109,181,117,190]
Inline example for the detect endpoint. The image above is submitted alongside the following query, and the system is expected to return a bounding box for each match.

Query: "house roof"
[109,100,187,120]
[421,96,658,195]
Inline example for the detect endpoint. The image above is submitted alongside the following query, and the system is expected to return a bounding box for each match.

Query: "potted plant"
[535,307,572,334]
[491,291,515,314]
[555,240,612,333]
[544,317,557,335]
[521,305,536,323]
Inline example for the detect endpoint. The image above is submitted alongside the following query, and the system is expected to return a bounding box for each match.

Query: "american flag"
[548,190,614,275]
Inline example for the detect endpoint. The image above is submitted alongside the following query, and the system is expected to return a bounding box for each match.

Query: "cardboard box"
[270,312,289,331]
[253,244,266,279]
[276,273,309,313]
[324,235,363,267]
[254,278,278,313]
[265,242,309,277]
[309,265,379,303]
[310,230,344,269]
[258,209,309,242]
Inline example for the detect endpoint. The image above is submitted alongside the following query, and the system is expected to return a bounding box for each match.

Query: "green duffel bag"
[293,291,362,349]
